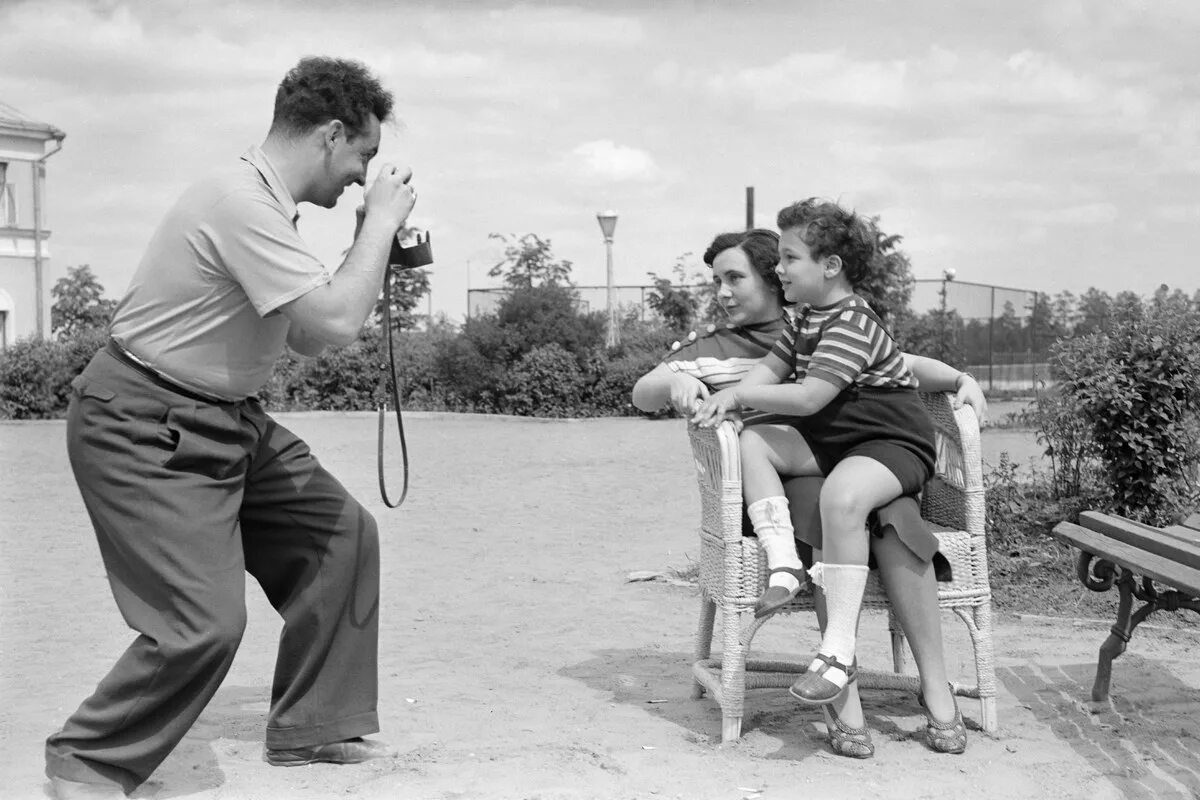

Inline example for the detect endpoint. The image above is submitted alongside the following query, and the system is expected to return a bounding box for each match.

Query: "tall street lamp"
[596,210,619,348]
[939,267,956,362]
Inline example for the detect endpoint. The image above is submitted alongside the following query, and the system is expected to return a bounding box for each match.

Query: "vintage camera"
[388,228,434,270]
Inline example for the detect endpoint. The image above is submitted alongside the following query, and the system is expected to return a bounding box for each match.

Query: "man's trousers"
[44,347,381,792]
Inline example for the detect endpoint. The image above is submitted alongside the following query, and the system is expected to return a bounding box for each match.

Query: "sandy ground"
[3,412,1200,800]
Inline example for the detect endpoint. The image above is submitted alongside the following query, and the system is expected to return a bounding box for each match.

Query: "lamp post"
[939,267,956,362]
[596,210,619,348]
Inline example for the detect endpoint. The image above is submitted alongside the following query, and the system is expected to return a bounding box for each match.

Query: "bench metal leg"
[1087,562,1200,702]
[1093,570,1135,702]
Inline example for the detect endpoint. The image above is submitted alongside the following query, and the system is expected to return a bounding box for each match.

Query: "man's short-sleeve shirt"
[769,295,915,391]
[108,146,331,400]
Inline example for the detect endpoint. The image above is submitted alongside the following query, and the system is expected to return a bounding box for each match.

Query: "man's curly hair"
[776,199,877,288]
[270,56,393,140]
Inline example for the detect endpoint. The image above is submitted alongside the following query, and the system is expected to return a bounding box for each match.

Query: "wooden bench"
[1049,511,1200,701]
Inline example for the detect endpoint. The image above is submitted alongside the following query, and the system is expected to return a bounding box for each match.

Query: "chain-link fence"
[470,279,1051,392]
[911,279,1048,392]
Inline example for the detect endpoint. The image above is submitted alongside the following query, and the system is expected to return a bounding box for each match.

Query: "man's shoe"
[263,736,396,767]
[49,776,126,799]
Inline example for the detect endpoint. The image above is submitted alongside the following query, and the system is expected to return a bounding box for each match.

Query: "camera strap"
[376,268,410,508]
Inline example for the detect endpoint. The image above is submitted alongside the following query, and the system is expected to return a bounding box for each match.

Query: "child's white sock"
[747,496,804,593]
[808,562,869,689]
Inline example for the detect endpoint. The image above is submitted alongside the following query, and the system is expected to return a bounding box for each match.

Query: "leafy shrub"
[582,350,661,417]
[0,329,107,419]
[1031,379,1099,498]
[982,452,1104,610]
[277,331,387,411]
[1051,297,1200,525]
[499,343,586,417]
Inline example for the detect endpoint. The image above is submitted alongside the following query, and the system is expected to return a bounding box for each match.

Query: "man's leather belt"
[105,339,233,405]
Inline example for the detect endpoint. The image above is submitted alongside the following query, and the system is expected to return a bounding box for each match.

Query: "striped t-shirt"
[664,318,794,425]
[769,295,916,391]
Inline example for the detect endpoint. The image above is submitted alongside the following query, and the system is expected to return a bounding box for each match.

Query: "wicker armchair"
[688,392,996,742]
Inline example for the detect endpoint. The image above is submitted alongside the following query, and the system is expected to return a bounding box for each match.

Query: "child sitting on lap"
[692,198,937,706]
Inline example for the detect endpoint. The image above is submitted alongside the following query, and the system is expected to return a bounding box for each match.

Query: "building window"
[0,310,7,350]
[0,161,16,227]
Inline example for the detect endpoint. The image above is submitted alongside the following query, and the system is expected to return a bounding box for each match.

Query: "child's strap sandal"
[789,652,855,705]
[753,566,806,619]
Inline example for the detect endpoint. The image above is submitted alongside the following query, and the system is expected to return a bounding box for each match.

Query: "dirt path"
[3,414,1199,800]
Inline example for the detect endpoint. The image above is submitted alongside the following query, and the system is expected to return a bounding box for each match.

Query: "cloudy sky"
[2,0,1198,321]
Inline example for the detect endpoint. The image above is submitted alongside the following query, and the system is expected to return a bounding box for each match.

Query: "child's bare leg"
[739,426,821,617]
[791,456,902,703]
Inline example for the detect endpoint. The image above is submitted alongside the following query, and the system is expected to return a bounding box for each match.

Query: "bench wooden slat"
[1077,511,1200,572]
[1182,513,1200,532]
[1051,520,1200,597]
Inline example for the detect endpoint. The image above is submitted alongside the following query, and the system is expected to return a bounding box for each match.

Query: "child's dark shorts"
[790,384,937,495]
[810,437,931,496]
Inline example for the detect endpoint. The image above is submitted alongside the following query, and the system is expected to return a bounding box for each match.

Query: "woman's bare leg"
[871,531,956,723]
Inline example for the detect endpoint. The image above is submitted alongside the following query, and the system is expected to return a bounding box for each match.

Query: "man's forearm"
[279,214,396,346]
[326,215,395,333]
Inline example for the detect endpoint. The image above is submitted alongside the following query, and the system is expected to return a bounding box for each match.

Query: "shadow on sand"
[558,645,956,764]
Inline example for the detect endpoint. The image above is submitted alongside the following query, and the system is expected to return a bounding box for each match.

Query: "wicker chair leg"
[692,595,717,699]
[972,601,998,733]
[887,608,907,674]
[722,714,743,742]
[718,608,751,743]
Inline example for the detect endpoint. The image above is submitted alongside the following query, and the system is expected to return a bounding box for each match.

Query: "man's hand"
[668,373,709,416]
[364,164,417,232]
[691,387,741,428]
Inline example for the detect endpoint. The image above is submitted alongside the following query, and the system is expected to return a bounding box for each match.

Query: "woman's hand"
[954,374,988,426]
[668,373,709,416]
[691,387,741,428]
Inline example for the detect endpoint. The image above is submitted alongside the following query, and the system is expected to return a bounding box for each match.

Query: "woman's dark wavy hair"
[270,56,394,140]
[776,199,877,288]
[702,228,783,295]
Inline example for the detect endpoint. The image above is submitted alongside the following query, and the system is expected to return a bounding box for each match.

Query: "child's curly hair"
[776,199,877,288]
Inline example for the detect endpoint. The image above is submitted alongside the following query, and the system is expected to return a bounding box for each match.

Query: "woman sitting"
[632,228,985,757]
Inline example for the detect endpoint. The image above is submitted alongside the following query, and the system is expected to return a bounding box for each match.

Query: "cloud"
[1154,204,1200,222]
[1026,202,1120,226]
[707,51,908,110]
[566,140,660,183]
[482,5,646,48]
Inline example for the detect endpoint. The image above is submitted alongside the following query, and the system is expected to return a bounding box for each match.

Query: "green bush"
[1031,379,1099,498]
[1051,297,1200,525]
[499,343,586,417]
[0,329,107,419]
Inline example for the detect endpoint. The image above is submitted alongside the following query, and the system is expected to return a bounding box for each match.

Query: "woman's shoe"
[789,652,855,705]
[821,704,874,759]
[753,566,805,618]
[918,687,967,754]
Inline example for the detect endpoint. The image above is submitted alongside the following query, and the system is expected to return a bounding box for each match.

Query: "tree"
[646,253,704,335]
[51,264,117,338]
[1050,290,1078,337]
[372,268,431,332]
[1027,292,1060,357]
[895,308,966,367]
[856,216,915,326]
[1075,288,1113,336]
[488,233,573,289]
